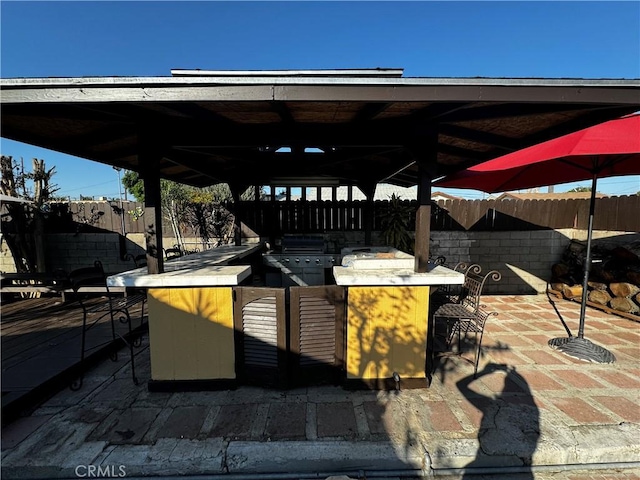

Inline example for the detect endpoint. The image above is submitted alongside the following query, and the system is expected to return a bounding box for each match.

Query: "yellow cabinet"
[147,287,235,381]
[346,286,429,382]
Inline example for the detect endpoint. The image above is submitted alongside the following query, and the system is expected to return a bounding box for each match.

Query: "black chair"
[433,266,501,377]
[68,261,146,390]
[164,246,183,260]
[429,255,447,266]
[431,261,469,309]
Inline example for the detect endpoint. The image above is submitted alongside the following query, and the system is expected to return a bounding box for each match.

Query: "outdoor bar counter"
[107,243,464,390]
[334,248,464,388]
[107,244,262,386]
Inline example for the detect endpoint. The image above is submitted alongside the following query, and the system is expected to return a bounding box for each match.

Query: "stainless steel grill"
[263,236,338,286]
[281,236,325,254]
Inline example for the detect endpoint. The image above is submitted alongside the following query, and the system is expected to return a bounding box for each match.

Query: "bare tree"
[1,156,58,272]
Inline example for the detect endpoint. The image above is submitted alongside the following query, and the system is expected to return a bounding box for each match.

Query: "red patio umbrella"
[433,114,640,363]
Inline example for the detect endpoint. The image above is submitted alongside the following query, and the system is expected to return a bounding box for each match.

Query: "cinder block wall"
[40,233,252,274]
[43,233,220,273]
[0,236,17,273]
[429,229,640,294]
[45,233,145,273]
[4,230,637,294]
[324,229,639,294]
[429,231,566,294]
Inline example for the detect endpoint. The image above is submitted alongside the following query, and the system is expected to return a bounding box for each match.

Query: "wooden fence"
[43,196,640,237]
[238,196,640,235]
[46,201,145,234]
[432,196,640,232]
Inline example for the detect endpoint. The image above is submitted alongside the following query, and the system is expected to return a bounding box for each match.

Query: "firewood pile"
[550,239,640,318]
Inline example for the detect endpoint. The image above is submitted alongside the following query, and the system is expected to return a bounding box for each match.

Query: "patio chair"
[431,261,470,309]
[164,246,183,260]
[433,266,501,377]
[68,261,146,390]
[429,255,447,266]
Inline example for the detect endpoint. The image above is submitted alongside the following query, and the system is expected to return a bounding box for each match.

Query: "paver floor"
[1,294,639,478]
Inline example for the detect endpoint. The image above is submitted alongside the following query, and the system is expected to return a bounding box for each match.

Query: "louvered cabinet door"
[290,286,346,386]
[233,287,287,387]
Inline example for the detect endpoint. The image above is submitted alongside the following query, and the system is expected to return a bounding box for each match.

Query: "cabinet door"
[233,287,287,387]
[289,285,346,386]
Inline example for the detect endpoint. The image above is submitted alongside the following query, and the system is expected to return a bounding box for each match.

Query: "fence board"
[42,196,639,238]
[616,196,636,232]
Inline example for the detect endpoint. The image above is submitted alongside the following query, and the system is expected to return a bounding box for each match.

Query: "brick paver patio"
[1,294,639,478]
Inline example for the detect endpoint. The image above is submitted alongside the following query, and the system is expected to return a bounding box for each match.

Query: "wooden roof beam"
[436,102,634,123]
[438,124,521,151]
[352,102,392,122]
[159,102,236,123]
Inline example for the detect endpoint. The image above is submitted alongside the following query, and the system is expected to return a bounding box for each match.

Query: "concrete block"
[471,232,492,240]
[531,231,554,239]
[520,238,543,247]
[226,441,426,473]
[458,239,477,248]
[92,249,108,258]
[482,240,501,247]
[567,423,640,464]
[472,247,495,256]
[424,437,481,469]
[102,244,118,253]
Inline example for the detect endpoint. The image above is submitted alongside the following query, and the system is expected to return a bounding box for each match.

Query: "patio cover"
[2,69,639,272]
[1,70,639,189]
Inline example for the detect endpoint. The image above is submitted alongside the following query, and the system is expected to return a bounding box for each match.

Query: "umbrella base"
[548,336,616,364]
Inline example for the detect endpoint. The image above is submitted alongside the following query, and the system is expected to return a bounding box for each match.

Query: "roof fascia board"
[2,83,639,105]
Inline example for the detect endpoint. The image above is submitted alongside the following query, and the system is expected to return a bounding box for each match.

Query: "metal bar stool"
[68,261,146,390]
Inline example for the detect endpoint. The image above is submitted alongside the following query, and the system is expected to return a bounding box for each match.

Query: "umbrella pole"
[549,172,615,363]
[577,174,597,339]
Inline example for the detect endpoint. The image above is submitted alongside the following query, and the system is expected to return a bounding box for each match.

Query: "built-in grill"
[263,235,339,286]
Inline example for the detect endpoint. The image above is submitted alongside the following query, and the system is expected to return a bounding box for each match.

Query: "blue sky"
[1,1,639,199]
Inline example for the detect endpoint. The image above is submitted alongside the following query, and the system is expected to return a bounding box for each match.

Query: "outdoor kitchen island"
[334,248,465,388]
[106,243,263,389]
[106,243,464,390]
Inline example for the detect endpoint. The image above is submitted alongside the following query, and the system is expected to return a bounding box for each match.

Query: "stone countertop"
[333,263,465,286]
[107,243,262,288]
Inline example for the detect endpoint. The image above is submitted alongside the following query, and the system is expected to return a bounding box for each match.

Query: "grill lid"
[281,235,325,253]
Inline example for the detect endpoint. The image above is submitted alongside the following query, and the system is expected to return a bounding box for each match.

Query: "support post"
[414,168,432,273]
[229,184,246,247]
[140,154,164,274]
[410,127,438,273]
[269,186,277,247]
[359,181,377,246]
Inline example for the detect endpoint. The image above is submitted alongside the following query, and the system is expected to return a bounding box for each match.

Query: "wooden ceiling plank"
[438,124,520,151]
[352,102,392,122]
